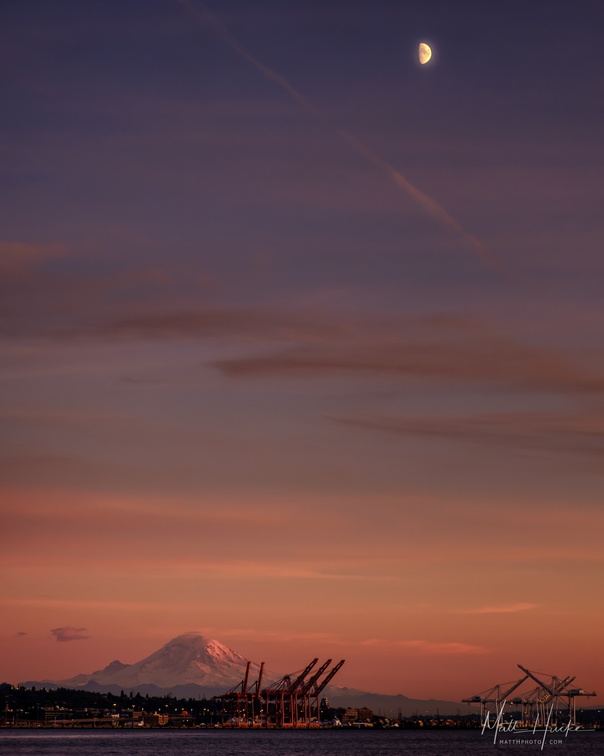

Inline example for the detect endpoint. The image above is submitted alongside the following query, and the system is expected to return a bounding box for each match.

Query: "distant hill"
[325,687,475,717]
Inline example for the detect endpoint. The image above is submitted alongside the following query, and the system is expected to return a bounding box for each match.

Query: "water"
[0,729,602,755]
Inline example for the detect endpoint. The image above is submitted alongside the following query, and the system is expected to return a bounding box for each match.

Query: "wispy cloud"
[215,329,604,397]
[105,307,339,342]
[4,488,604,577]
[465,603,540,614]
[0,249,341,343]
[0,241,66,273]
[221,628,340,644]
[50,626,91,642]
[327,409,604,462]
[361,638,489,655]
[2,249,602,408]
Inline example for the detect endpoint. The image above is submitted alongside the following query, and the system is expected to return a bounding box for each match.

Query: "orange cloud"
[361,638,490,655]
[465,603,540,614]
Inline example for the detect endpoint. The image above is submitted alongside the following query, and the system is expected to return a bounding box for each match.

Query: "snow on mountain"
[57,633,263,691]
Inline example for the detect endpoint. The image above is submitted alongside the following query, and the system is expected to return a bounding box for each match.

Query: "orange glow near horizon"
[3,484,603,701]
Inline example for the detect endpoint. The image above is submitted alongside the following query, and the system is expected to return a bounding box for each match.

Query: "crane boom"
[517,666,576,701]
[500,674,530,700]
[288,658,318,692]
[299,660,331,696]
[314,659,345,696]
[518,665,555,697]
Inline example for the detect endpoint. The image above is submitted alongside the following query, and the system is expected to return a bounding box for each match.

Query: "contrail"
[177,0,516,279]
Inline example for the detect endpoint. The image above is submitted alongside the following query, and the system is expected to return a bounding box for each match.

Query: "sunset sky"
[1,0,603,702]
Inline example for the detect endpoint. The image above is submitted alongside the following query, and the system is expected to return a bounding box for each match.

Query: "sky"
[1,0,603,703]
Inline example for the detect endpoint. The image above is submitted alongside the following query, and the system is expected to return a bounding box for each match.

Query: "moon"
[419,42,432,65]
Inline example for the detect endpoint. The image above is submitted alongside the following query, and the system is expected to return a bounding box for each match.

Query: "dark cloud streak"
[214,332,604,398]
[327,410,604,464]
[50,626,91,642]
[3,253,602,403]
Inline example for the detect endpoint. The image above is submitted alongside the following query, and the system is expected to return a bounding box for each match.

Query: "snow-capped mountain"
[53,633,265,692]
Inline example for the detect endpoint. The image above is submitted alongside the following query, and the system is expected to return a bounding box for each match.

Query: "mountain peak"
[57,633,257,691]
[152,634,249,668]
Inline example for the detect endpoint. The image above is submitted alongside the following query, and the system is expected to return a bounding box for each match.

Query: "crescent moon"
[419,42,432,65]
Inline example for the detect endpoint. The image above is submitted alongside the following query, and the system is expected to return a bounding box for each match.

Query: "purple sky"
[1,0,603,700]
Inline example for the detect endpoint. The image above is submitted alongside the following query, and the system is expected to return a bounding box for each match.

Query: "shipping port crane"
[217,656,346,728]
[462,665,597,726]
